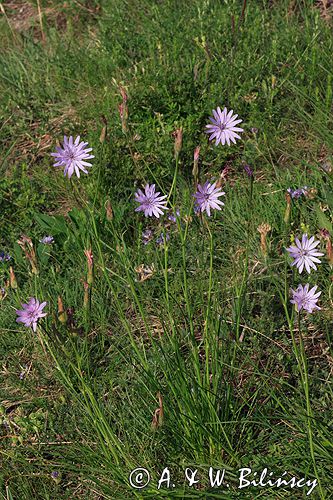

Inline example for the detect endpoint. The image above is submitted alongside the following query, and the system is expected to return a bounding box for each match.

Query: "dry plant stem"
[36,0,46,44]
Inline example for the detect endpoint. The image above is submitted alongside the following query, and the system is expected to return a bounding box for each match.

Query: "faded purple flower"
[287,187,308,199]
[0,251,11,262]
[135,184,168,218]
[16,298,47,332]
[290,284,321,313]
[286,234,324,274]
[142,229,154,245]
[250,127,258,135]
[194,181,225,217]
[156,232,170,246]
[168,209,180,223]
[39,236,54,245]
[194,204,201,215]
[51,136,94,179]
[205,107,243,146]
[244,164,253,177]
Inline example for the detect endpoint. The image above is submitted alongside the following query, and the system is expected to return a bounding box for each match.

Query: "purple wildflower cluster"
[286,234,324,314]
[135,181,225,219]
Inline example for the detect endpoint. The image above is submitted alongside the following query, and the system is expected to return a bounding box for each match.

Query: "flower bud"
[105,199,113,221]
[17,235,38,274]
[57,296,67,324]
[9,267,17,289]
[284,192,291,224]
[192,146,200,186]
[84,249,94,285]
[257,223,271,256]
[173,127,183,159]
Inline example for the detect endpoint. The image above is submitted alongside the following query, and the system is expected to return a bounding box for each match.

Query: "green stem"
[297,313,324,499]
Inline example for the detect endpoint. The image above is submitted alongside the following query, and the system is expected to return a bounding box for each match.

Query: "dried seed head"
[173,127,183,158]
[84,249,94,285]
[192,146,200,186]
[17,235,38,274]
[257,223,271,256]
[284,192,291,224]
[9,267,17,289]
[57,296,67,324]
[105,199,113,221]
[151,392,164,430]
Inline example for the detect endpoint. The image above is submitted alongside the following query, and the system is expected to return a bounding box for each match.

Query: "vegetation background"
[0,0,332,498]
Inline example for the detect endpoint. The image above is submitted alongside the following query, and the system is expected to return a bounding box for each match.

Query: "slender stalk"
[167,154,179,204]
[297,313,324,499]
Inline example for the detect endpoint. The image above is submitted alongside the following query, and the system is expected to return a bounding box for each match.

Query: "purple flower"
[194,204,201,215]
[51,471,60,479]
[244,164,253,177]
[205,107,243,146]
[290,284,321,313]
[0,251,11,262]
[16,298,47,332]
[193,181,225,217]
[39,236,54,245]
[142,229,154,245]
[286,234,324,274]
[168,209,180,223]
[51,136,94,179]
[156,232,170,246]
[135,184,168,218]
[287,187,308,199]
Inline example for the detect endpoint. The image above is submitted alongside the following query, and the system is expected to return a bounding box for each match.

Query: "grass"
[0,0,333,498]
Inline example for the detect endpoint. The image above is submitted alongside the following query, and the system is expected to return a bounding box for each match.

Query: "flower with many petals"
[135,184,168,218]
[16,298,47,332]
[193,181,225,217]
[286,234,324,274]
[51,136,94,179]
[290,284,321,313]
[206,107,243,146]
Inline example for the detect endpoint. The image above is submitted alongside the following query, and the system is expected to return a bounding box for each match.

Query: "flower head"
[193,181,225,217]
[244,164,253,177]
[205,107,243,146]
[142,229,154,245]
[168,209,180,223]
[290,284,321,313]
[51,136,94,179]
[0,251,11,262]
[135,184,168,218]
[39,236,54,245]
[286,234,324,274]
[156,232,170,246]
[16,298,47,332]
[287,187,308,199]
